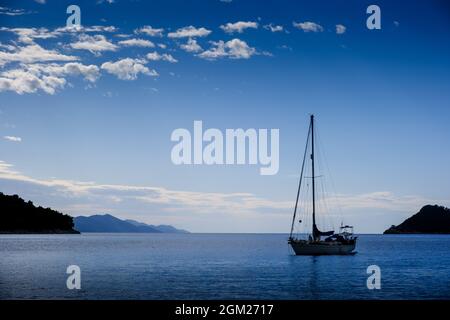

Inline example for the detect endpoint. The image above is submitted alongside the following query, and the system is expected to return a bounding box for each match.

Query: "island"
[384,205,450,234]
[74,214,189,233]
[0,192,79,234]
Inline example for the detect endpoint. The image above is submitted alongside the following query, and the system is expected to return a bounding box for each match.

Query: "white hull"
[290,240,356,256]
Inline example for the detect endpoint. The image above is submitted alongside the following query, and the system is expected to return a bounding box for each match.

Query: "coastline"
[0,229,80,234]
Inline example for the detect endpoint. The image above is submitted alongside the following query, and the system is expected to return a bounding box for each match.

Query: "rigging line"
[315,122,345,219]
[314,127,327,230]
[317,144,330,230]
[298,174,311,235]
[300,182,310,237]
[321,165,336,232]
[320,177,333,231]
[296,173,310,237]
[316,124,335,231]
[298,168,310,236]
[313,121,334,232]
[289,120,312,238]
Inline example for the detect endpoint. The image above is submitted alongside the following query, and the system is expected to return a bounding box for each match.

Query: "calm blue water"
[1,234,449,300]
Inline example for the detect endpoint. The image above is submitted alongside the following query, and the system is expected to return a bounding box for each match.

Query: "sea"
[1,233,449,300]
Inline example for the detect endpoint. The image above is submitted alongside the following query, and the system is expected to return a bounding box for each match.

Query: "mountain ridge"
[74,214,189,233]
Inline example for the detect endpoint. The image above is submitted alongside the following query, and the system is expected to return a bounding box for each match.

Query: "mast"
[289,120,311,239]
[311,114,317,240]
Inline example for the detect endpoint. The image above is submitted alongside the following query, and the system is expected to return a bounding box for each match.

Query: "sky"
[0,0,449,233]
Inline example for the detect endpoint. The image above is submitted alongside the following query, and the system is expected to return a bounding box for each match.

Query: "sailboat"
[288,115,357,255]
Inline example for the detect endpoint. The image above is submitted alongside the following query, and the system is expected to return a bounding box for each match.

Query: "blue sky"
[0,0,449,233]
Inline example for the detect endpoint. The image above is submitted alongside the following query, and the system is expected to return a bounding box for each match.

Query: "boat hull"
[289,240,356,256]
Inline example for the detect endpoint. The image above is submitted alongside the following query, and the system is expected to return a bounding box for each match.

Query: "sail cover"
[313,224,334,239]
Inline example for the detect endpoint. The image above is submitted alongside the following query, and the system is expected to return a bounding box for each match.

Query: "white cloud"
[336,24,346,34]
[220,21,258,34]
[146,51,178,63]
[327,191,443,212]
[54,25,117,33]
[0,62,99,95]
[0,43,15,51]
[263,24,283,32]
[1,26,118,44]
[0,7,29,16]
[180,38,202,53]
[101,58,158,80]
[70,34,118,54]
[0,69,65,95]
[134,25,164,37]
[278,44,292,51]
[0,160,290,217]
[3,136,22,142]
[198,38,256,60]
[115,33,131,38]
[0,44,78,67]
[168,26,211,38]
[26,62,100,82]
[118,38,155,47]
[0,160,448,233]
[0,27,58,44]
[34,0,46,4]
[293,21,324,32]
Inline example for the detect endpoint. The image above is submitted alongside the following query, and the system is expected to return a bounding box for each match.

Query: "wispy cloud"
[0,43,78,67]
[328,191,449,213]
[0,27,57,44]
[0,6,30,16]
[168,26,212,38]
[55,25,117,33]
[263,24,283,32]
[70,34,118,55]
[3,136,22,142]
[0,160,291,218]
[220,21,258,34]
[0,160,447,231]
[293,21,324,33]
[134,25,164,37]
[118,38,155,47]
[0,26,117,44]
[97,0,115,4]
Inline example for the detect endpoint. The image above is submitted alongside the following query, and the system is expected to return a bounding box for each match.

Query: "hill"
[125,219,189,233]
[384,205,450,234]
[0,192,79,234]
[74,214,189,233]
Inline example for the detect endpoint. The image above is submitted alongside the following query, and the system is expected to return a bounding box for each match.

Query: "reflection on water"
[1,233,450,299]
